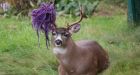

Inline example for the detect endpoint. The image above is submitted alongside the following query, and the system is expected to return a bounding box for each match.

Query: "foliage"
[31,2,56,48]
[9,0,38,15]
[1,0,128,17]
[104,0,127,8]
[56,0,100,17]
[0,1,139,75]
[1,0,100,17]
[0,0,40,16]
[0,14,140,75]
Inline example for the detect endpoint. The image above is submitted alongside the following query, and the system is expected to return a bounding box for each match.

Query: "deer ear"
[69,24,80,34]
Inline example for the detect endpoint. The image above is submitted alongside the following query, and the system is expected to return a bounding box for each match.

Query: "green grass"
[0,14,140,75]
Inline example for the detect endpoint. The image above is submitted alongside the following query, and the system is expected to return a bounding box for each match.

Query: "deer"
[50,7,109,75]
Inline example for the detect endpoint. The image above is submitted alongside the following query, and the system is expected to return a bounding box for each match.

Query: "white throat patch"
[53,47,67,55]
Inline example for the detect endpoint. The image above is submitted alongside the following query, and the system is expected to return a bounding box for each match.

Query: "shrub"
[1,0,100,17]
[104,0,127,8]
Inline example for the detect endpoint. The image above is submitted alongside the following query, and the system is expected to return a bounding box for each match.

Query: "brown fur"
[51,28,109,75]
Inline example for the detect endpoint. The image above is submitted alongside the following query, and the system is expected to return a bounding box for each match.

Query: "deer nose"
[55,40,62,46]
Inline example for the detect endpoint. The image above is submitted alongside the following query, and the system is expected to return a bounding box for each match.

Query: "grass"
[0,14,140,75]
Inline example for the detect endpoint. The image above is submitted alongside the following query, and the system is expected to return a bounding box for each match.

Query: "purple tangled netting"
[31,2,56,48]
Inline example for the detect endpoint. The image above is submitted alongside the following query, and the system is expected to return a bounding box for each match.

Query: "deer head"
[51,7,83,48]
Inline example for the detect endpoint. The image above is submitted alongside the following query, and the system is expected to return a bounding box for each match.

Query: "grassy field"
[0,13,140,75]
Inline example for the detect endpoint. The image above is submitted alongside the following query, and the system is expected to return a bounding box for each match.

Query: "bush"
[1,0,101,17]
[56,0,100,17]
[104,0,127,8]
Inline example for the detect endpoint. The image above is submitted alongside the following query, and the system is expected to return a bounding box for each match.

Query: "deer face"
[51,24,80,47]
[51,6,83,48]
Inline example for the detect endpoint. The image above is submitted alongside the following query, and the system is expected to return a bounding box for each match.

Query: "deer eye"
[64,32,69,37]
[52,31,57,36]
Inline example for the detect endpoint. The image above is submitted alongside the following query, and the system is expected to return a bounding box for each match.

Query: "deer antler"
[67,6,84,29]
[49,0,55,4]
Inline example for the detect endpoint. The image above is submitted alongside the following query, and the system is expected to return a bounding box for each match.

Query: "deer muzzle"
[55,40,62,46]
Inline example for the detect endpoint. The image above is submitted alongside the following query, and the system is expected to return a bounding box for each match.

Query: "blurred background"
[0,0,140,75]
[0,0,127,17]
